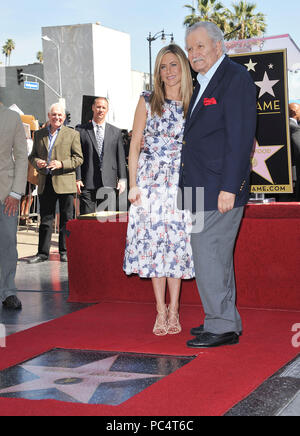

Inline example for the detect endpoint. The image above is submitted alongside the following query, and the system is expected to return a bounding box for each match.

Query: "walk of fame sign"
[231,50,293,194]
[0,349,195,405]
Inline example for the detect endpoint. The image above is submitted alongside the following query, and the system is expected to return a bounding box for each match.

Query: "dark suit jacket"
[76,122,127,189]
[290,119,300,164]
[290,119,300,200]
[29,125,83,195]
[179,55,257,212]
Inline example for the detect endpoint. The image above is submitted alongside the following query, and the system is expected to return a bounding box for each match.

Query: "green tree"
[227,1,267,40]
[183,0,267,41]
[183,0,229,33]
[2,39,16,66]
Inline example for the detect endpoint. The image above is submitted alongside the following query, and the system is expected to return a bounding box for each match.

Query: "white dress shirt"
[91,120,126,186]
[92,119,106,137]
[191,54,226,115]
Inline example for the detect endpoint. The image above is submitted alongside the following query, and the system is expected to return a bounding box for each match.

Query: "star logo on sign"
[0,355,163,404]
[255,71,280,98]
[244,58,257,72]
[252,140,284,184]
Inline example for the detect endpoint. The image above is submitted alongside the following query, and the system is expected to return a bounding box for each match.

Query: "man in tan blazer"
[0,103,28,310]
[29,103,83,263]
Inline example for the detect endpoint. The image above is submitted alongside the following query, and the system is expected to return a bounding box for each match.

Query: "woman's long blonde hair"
[150,44,193,118]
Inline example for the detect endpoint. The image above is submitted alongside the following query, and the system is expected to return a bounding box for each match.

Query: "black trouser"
[296,165,300,201]
[38,175,74,256]
[79,189,99,215]
[79,187,122,215]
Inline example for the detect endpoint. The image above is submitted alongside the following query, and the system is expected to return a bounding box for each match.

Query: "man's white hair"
[48,102,66,115]
[185,21,226,54]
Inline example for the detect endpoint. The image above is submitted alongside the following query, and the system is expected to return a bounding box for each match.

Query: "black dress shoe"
[60,254,68,263]
[2,295,22,310]
[28,254,48,264]
[187,331,239,348]
[191,325,242,337]
[190,325,205,336]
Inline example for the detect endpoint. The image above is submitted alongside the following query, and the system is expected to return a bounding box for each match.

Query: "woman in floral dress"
[123,44,194,336]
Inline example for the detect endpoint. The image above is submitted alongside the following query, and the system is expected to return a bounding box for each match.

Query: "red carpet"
[0,302,299,416]
[3,203,299,415]
[67,203,300,310]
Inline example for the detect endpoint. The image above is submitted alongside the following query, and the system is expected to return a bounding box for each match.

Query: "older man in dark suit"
[289,103,300,201]
[179,22,257,348]
[76,97,127,215]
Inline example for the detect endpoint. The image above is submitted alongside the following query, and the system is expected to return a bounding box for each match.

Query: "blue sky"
[1,0,299,73]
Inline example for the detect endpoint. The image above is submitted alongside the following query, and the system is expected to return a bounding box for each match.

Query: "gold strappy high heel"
[167,306,182,335]
[153,306,168,336]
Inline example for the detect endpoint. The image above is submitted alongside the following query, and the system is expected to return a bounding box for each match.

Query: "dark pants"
[296,165,300,201]
[79,187,123,215]
[38,175,74,256]
[79,189,99,215]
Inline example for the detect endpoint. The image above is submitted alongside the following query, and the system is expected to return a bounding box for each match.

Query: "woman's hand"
[128,186,142,206]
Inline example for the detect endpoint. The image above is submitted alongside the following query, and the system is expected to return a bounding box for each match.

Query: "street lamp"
[42,35,62,99]
[147,30,174,91]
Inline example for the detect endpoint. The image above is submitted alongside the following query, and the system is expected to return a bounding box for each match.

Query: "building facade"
[42,23,147,129]
[0,63,45,122]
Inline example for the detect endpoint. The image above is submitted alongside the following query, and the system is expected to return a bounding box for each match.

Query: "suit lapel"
[53,125,64,148]
[185,56,230,134]
[86,122,99,153]
[51,125,67,157]
[185,83,200,132]
[41,128,50,152]
[103,123,112,154]
[104,123,111,142]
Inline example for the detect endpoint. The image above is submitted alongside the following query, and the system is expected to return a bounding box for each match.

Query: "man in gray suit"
[76,97,127,215]
[0,103,28,309]
[289,103,300,201]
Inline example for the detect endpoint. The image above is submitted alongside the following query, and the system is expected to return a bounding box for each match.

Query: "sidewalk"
[17,226,59,259]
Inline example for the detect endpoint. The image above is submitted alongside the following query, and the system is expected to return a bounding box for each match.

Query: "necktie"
[95,125,104,168]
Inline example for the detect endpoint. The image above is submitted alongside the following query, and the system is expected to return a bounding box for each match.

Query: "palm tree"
[183,0,229,33]
[226,1,267,40]
[2,47,8,66]
[36,51,43,63]
[2,39,16,66]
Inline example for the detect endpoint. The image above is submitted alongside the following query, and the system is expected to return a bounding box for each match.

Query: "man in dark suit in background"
[289,103,300,201]
[180,22,257,348]
[76,97,127,215]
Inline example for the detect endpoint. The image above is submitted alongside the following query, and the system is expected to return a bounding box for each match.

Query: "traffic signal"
[65,111,71,125]
[17,68,23,85]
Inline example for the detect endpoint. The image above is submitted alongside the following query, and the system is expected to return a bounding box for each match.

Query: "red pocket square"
[204,98,217,106]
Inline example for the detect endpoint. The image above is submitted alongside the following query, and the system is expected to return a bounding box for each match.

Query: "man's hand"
[47,160,63,171]
[218,191,236,214]
[4,196,20,217]
[76,180,84,195]
[117,180,126,195]
[36,159,48,169]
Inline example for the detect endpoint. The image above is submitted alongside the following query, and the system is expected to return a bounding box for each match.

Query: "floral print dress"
[123,92,194,279]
